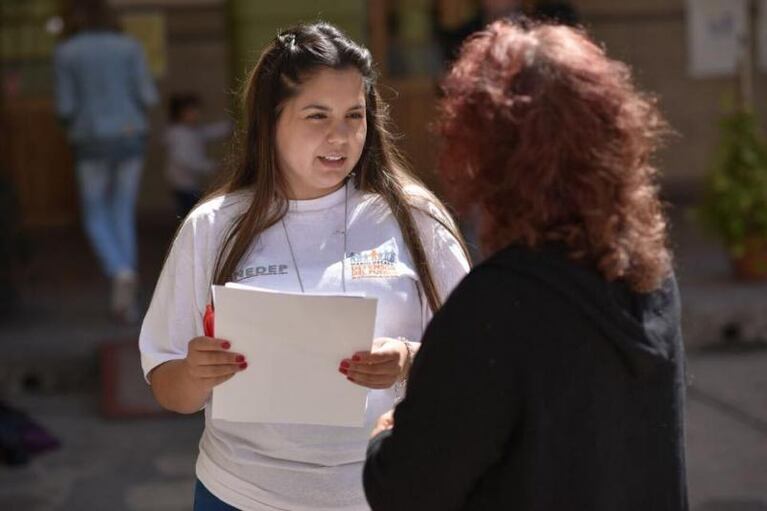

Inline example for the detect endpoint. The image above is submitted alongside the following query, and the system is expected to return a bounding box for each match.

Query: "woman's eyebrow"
[301,104,331,111]
[300,103,365,111]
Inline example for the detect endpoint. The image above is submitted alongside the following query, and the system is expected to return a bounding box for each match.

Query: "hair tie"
[279,33,297,50]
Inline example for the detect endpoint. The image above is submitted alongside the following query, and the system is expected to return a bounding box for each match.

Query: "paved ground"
[686,350,767,509]
[0,395,201,511]
[0,207,765,510]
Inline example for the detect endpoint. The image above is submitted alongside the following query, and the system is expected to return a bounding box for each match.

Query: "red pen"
[203,304,215,337]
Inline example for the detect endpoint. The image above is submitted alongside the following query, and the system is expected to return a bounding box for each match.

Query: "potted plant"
[699,110,767,280]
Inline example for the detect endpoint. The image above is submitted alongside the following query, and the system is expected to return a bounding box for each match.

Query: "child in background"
[165,94,232,218]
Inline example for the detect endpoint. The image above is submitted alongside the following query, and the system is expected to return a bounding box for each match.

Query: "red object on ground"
[99,341,168,418]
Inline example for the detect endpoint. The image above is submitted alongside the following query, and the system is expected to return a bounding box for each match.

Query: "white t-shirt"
[139,183,470,510]
[164,120,231,191]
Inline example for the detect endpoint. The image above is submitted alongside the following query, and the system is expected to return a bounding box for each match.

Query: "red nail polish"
[340,361,350,369]
[235,355,245,363]
[352,356,361,362]
[221,341,231,350]
[239,362,248,370]
[339,367,348,375]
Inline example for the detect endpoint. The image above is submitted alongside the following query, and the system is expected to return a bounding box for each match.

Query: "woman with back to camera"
[54,0,158,322]
[139,22,470,510]
[364,20,688,511]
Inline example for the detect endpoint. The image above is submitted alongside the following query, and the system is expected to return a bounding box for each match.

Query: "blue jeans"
[75,155,143,277]
[194,480,239,510]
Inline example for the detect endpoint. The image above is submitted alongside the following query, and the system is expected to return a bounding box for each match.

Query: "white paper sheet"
[210,284,377,427]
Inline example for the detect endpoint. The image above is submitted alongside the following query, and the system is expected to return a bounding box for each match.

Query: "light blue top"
[54,31,158,156]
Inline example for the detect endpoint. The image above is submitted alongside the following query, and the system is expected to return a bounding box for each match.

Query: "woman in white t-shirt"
[139,22,470,511]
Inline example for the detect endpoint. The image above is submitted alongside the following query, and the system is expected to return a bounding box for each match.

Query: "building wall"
[129,0,767,213]
[229,0,365,82]
[576,0,767,199]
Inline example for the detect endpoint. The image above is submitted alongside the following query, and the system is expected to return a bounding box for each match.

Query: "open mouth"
[318,155,347,166]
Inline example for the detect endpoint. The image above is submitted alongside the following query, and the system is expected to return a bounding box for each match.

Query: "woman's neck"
[285,181,346,201]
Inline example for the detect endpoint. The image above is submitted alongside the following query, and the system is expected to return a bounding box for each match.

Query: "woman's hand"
[183,336,247,391]
[339,337,408,389]
[371,409,395,438]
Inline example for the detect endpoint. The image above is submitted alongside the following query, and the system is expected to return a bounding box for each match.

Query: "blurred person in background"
[165,93,232,220]
[534,1,579,25]
[435,0,578,65]
[434,0,524,62]
[481,0,524,23]
[54,0,158,323]
[364,20,688,511]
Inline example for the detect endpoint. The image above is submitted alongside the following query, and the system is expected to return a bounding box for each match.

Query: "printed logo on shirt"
[349,243,399,279]
[232,264,289,282]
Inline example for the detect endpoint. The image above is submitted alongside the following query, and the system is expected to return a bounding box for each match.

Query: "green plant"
[699,110,767,256]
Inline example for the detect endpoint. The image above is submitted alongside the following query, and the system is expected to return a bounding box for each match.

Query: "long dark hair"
[207,22,468,312]
[62,0,121,38]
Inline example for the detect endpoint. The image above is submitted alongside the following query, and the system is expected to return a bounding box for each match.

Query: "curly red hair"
[437,20,671,292]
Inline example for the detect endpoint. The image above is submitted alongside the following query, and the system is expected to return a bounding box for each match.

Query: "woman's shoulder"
[356,183,442,210]
[357,182,462,240]
[182,190,252,233]
[56,32,138,60]
[353,182,461,233]
[403,183,447,216]
[403,184,463,244]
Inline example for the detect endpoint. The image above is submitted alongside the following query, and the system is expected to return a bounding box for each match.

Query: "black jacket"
[364,244,688,510]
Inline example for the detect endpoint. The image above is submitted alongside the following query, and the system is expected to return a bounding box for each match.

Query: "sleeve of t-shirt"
[200,120,233,141]
[138,215,209,382]
[411,197,471,331]
[167,129,216,175]
[363,267,521,510]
